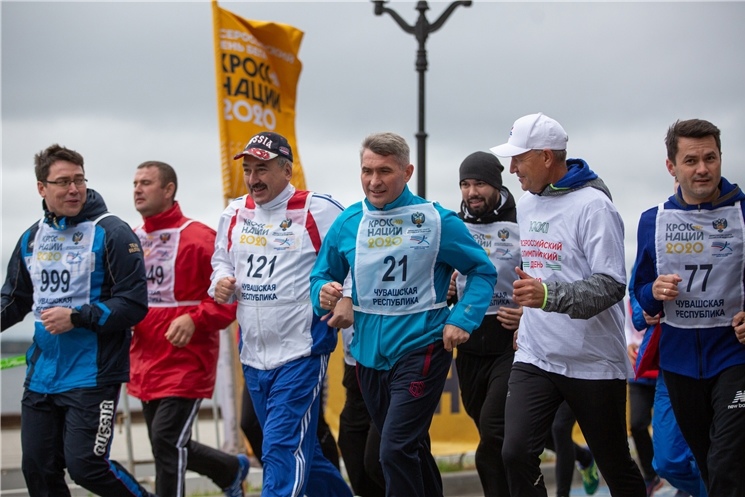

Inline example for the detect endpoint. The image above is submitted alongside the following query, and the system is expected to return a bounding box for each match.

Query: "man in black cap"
[210,131,353,497]
[450,151,522,496]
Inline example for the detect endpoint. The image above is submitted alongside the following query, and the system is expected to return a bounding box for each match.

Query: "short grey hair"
[360,132,410,168]
[551,149,567,164]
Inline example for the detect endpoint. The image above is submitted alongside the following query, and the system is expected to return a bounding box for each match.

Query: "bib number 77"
[684,264,712,292]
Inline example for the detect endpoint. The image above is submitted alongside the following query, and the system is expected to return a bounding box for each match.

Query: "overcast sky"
[2,1,744,340]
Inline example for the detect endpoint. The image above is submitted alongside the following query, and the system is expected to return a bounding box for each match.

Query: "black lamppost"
[372,0,472,198]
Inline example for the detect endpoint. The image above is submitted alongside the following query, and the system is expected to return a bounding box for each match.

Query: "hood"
[459,186,517,224]
[43,189,109,230]
[542,158,612,200]
[668,177,744,210]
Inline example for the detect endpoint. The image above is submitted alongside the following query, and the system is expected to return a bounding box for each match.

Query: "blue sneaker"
[577,457,599,495]
[224,453,250,497]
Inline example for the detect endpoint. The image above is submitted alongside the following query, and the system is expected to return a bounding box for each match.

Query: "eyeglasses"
[44,177,88,188]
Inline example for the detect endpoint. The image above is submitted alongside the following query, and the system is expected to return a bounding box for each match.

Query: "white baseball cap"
[490,113,568,157]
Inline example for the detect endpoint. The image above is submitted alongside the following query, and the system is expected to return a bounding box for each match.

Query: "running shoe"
[577,457,600,495]
[224,453,250,497]
[645,475,663,496]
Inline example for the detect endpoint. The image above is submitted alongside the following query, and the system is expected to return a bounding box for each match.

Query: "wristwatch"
[70,308,82,328]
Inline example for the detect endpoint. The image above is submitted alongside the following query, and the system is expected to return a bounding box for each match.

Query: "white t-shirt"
[514,187,631,380]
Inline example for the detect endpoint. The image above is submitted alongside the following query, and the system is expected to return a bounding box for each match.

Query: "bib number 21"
[382,255,407,282]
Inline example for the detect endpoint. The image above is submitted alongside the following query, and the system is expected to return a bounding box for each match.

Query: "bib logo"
[529,221,549,233]
[160,233,171,243]
[712,218,728,233]
[72,232,84,245]
[411,212,425,228]
[497,228,510,241]
[66,251,83,265]
[411,235,429,246]
[367,217,402,237]
[711,241,732,252]
[665,222,704,241]
[280,218,292,231]
[241,219,270,236]
[156,249,173,261]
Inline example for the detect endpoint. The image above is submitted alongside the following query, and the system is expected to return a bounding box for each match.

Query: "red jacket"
[128,202,236,401]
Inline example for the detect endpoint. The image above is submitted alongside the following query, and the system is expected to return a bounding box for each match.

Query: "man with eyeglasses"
[1,144,155,496]
[491,114,645,496]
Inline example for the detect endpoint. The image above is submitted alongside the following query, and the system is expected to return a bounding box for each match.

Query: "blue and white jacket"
[1,189,148,393]
[631,177,745,378]
[210,184,345,370]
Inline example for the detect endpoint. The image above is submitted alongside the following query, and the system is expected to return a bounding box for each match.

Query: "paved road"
[2,416,686,497]
[0,464,688,497]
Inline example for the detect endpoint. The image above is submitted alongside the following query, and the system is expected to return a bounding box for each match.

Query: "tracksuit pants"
[141,397,238,497]
[502,362,645,497]
[243,354,352,497]
[663,364,745,497]
[628,380,657,481]
[455,350,513,497]
[21,385,155,497]
[357,340,452,497]
[338,363,385,497]
[651,375,707,497]
[543,401,593,497]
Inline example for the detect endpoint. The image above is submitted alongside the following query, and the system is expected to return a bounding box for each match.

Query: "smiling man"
[1,144,154,497]
[631,119,745,496]
[210,131,353,497]
[309,132,496,496]
[451,151,522,497]
[491,113,645,496]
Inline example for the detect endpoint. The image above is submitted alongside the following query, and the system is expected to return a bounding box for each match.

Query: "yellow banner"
[212,1,306,203]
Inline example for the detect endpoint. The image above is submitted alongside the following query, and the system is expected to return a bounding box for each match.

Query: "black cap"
[459,151,503,189]
[234,131,293,162]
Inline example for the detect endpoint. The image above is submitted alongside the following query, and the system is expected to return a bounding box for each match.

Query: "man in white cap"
[491,113,645,496]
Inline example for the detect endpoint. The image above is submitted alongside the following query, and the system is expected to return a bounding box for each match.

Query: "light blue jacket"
[310,186,497,370]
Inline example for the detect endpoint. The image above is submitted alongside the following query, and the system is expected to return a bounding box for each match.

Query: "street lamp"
[372,0,472,198]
